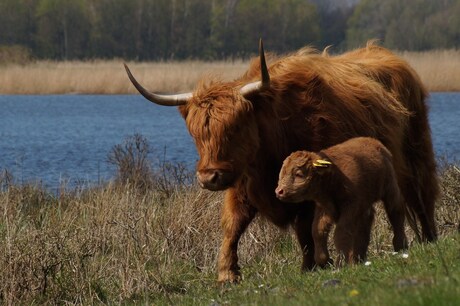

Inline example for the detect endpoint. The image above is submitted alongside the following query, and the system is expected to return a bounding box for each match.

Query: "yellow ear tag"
[313,159,331,168]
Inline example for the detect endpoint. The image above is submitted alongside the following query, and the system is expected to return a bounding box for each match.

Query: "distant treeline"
[0,0,459,61]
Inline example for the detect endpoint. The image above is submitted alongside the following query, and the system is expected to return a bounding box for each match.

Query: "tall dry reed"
[0,49,459,94]
[0,59,247,95]
[400,49,460,92]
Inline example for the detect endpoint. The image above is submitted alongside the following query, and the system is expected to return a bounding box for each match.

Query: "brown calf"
[276,137,408,265]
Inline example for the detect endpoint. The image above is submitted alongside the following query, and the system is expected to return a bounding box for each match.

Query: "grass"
[0,49,459,94]
[0,157,459,305]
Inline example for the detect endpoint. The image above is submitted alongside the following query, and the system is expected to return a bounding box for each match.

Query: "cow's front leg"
[218,189,256,283]
[293,203,316,271]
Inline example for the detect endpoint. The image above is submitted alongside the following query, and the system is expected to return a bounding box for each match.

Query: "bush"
[437,160,460,234]
[107,134,154,192]
[107,134,195,196]
[0,45,32,65]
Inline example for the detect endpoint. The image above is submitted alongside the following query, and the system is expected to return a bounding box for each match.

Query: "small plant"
[152,147,195,198]
[107,133,153,192]
[108,134,195,196]
[0,169,13,191]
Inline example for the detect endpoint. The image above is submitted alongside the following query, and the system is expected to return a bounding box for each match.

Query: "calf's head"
[124,40,270,191]
[275,151,332,202]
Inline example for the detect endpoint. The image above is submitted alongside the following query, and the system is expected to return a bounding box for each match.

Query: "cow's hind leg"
[401,174,438,242]
[218,189,256,283]
[294,203,317,270]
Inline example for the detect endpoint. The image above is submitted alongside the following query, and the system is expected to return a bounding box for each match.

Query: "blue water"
[428,93,460,160]
[0,93,459,189]
[0,95,196,189]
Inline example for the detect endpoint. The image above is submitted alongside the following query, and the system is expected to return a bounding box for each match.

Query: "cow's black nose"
[196,169,234,191]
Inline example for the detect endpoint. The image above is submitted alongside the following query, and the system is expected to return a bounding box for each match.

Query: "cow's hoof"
[314,257,334,269]
[217,270,241,284]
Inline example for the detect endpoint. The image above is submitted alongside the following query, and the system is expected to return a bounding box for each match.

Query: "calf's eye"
[295,170,305,179]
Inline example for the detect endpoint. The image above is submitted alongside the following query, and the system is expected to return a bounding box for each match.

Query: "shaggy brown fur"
[131,41,438,283]
[276,137,409,266]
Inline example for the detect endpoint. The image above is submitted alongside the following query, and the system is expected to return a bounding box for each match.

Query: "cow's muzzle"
[196,169,235,191]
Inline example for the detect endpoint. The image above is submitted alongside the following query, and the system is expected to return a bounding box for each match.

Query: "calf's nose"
[275,186,284,197]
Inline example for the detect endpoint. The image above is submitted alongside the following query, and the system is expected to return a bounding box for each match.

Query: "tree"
[347,0,460,50]
[89,0,142,59]
[168,0,213,59]
[315,4,355,51]
[210,0,320,58]
[0,0,38,51]
[36,0,91,59]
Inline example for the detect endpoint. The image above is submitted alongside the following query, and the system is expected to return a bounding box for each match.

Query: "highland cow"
[124,40,438,283]
[276,137,409,266]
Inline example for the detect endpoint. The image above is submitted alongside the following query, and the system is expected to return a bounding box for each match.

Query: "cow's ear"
[242,92,265,112]
[178,105,188,119]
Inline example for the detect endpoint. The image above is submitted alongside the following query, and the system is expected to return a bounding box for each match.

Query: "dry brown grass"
[0,182,282,304]
[0,59,247,95]
[400,49,460,92]
[1,161,459,304]
[0,49,458,94]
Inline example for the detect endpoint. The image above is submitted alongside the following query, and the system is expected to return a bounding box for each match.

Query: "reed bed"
[0,49,459,94]
[400,49,460,92]
[0,60,248,95]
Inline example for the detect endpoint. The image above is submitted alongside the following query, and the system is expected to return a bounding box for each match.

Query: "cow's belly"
[249,193,302,228]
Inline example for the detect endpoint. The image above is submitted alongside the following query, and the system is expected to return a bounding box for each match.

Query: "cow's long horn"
[259,39,270,88]
[124,63,191,106]
[240,39,271,97]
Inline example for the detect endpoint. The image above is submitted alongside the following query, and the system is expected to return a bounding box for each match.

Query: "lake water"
[1,93,459,189]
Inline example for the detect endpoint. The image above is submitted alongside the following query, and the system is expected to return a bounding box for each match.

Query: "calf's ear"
[312,159,332,175]
[312,159,331,167]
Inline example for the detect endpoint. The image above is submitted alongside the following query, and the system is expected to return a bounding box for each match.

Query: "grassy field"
[1,154,459,305]
[0,49,459,94]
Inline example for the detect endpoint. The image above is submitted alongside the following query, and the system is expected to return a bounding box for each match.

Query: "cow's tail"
[404,203,422,242]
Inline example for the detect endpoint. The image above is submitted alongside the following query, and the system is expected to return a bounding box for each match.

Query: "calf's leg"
[312,207,334,268]
[334,206,374,265]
